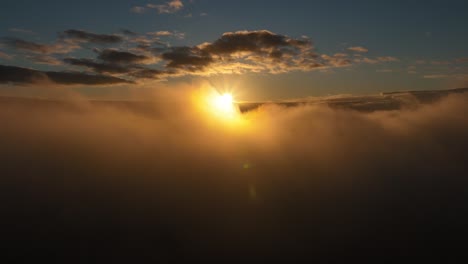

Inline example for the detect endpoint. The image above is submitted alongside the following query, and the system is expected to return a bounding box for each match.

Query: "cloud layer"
[1,86,468,261]
[0,29,399,85]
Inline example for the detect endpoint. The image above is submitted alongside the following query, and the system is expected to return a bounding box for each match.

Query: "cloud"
[120,29,138,36]
[431,60,451,65]
[0,37,78,54]
[347,46,368,53]
[355,56,399,65]
[147,0,184,14]
[130,6,146,14]
[130,68,165,79]
[185,30,328,74]
[161,46,213,70]
[8,28,35,35]
[423,74,449,79]
[155,30,328,75]
[200,30,310,57]
[97,49,152,64]
[0,51,12,60]
[60,29,123,44]
[148,31,185,39]
[321,54,352,67]
[63,49,159,77]
[27,55,62,65]
[1,37,51,53]
[63,58,131,74]
[1,86,468,261]
[423,73,468,80]
[376,69,393,73]
[0,64,131,85]
[0,29,406,83]
[377,56,399,62]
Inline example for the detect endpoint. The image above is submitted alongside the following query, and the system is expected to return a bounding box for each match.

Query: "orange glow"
[190,84,251,131]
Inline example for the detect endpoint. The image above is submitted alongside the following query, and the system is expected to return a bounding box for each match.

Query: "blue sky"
[1,0,468,100]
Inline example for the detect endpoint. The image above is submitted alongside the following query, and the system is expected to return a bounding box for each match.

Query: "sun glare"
[205,90,239,119]
[193,85,248,128]
[213,93,234,114]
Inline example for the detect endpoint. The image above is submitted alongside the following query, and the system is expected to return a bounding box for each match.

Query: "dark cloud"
[63,48,159,78]
[0,64,130,85]
[0,37,79,54]
[63,58,131,74]
[159,30,325,74]
[0,87,467,262]
[120,29,138,36]
[60,29,123,44]
[201,30,309,57]
[97,49,150,64]
[161,46,213,70]
[0,29,403,81]
[130,68,164,79]
[1,37,53,53]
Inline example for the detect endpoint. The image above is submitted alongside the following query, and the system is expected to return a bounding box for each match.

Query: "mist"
[2,86,468,262]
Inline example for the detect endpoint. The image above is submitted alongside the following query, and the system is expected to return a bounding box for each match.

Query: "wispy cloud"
[0,37,79,54]
[27,55,62,65]
[377,69,393,73]
[8,28,35,35]
[423,74,449,79]
[455,57,468,63]
[133,0,185,14]
[377,56,399,62]
[60,29,123,44]
[0,64,131,85]
[0,51,13,60]
[147,31,185,39]
[130,6,146,14]
[347,46,368,53]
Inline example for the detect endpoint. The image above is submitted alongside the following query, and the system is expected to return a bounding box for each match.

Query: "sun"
[213,93,234,113]
[193,85,245,125]
[208,92,238,118]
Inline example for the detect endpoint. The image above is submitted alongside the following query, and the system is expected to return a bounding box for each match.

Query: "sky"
[2,1,468,261]
[1,0,468,100]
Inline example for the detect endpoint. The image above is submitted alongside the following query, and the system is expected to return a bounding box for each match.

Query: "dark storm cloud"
[0,64,130,85]
[60,29,123,44]
[161,46,213,70]
[1,87,468,262]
